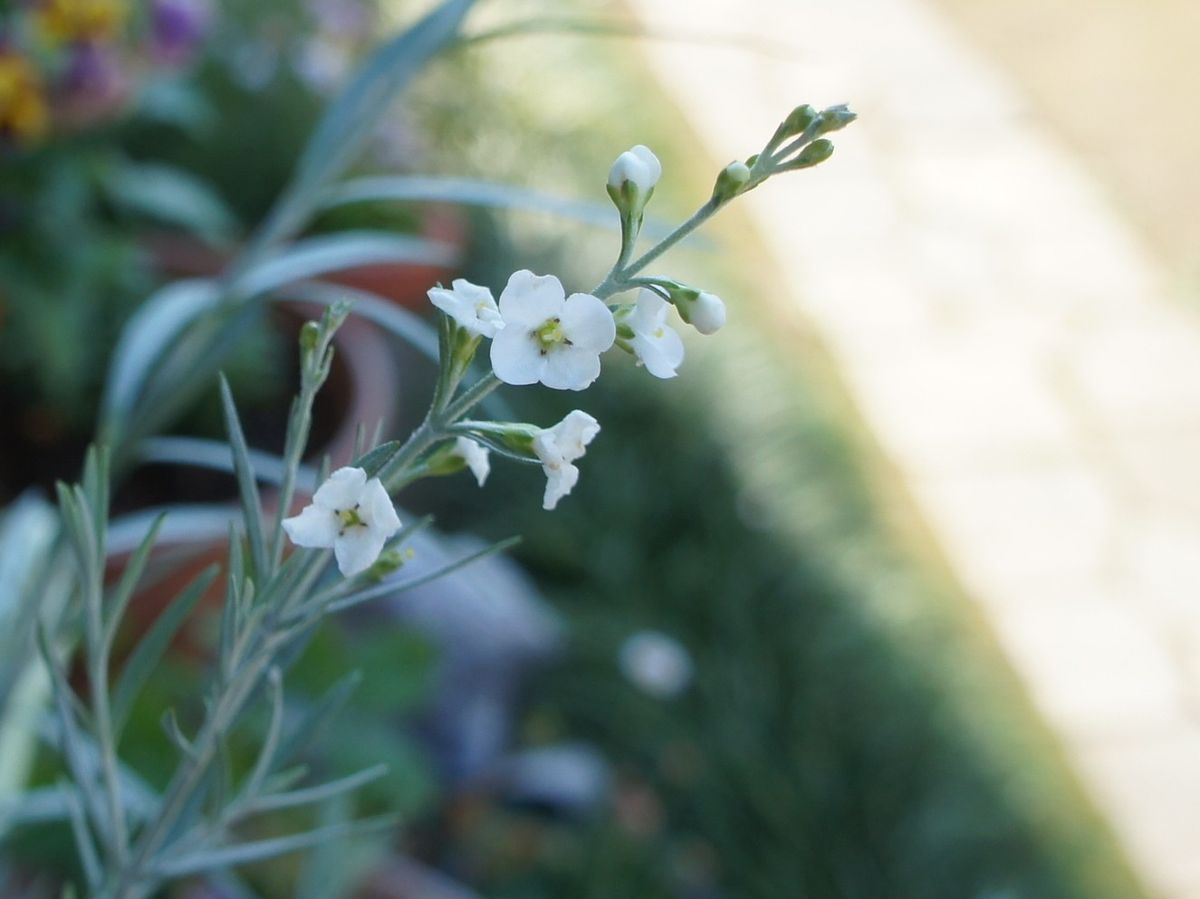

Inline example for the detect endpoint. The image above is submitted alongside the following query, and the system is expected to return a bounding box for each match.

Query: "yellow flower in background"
[33,0,127,44]
[0,51,49,143]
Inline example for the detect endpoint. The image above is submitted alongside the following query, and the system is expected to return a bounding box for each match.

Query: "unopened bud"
[689,291,726,335]
[665,282,726,335]
[792,138,835,169]
[813,104,856,136]
[781,104,818,137]
[712,160,752,203]
[299,320,321,354]
[606,144,662,215]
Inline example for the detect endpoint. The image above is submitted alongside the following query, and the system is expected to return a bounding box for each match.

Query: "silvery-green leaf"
[111,565,220,738]
[101,279,221,438]
[102,161,237,243]
[153,815,398,877]
[266,0,477,247]
[234,231,456,299]
[219,377,268,576]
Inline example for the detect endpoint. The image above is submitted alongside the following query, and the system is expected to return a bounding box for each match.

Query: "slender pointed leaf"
[240,764,387,816]
[325,536,520,614]
[112,565,219,737]
[275,670,361,768]
[105,512,167,646]
[101,279,221,437]
[153,815,398,878]
[233,232,456,299]
[219,376,268,576]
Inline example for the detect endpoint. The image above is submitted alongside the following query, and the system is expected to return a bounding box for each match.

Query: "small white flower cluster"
[287,145,733,573]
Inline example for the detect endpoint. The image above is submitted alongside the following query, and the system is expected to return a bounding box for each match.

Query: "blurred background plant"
[0,0,1163,897]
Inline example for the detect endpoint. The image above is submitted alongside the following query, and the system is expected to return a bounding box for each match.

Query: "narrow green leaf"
[320,175,630,228]
[102,161,238,243]
[112,565,219,737]
[104,512,167,646]
[219,376,268,578]
[153,815,398,878]
[326,536,521,614]
[275,670,361,768]
[241,668,284,802]
[240,764,387,816]
[233,231,456,300]
[160,708,194,758]
[100,279,221,439]
[61,780,101,892]
[353,441,401,478]
[282,0,476,223]
[36,631,107,839]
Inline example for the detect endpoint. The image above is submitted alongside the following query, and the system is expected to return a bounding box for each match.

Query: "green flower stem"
[593,197,721,300]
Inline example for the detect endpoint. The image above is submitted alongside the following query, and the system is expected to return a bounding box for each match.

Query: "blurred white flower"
[490,271,615,391]
[428,278,504,339]
[532,410,600,510]
[622,289,685,378]
[607,144,662,194]
[618,630,693,699]
[453,436,491,487]
[282,467,401,576]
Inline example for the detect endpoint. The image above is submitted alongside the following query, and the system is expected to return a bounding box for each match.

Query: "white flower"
[282,467,401,576]
[427,278,504,339]
[453,436,490,487]
[490,270,615,391]
[618,630,693,699]
[532,410,600,510]
[622,289,685,379]
[607,144,662,193]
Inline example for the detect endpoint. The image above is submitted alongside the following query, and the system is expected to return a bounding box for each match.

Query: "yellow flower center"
[337,505,366,534]
[533,317,570,355]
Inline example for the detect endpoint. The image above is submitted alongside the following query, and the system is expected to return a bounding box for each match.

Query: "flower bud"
[689,291,726,335]
[606,144,662,218]
[607,144,661,192]
[663,282,726,335]
[712,160,752,204]
[781,104,818,138]
[299,320,321,354]
[814,104,857,136]
[790,138,835,169]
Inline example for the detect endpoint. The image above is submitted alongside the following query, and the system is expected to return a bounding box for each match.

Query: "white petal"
[454,436,491,487]
[542,461,580,510]
[542,346,601,391]
[549,410,600,462]
[282,504,340,548]
[560,293,616,353]
[428,279,500,338]
[490,326,546,385]
[633,326,684,379]
[358,477,401,537]
[497,270,565,328]
[629,145,662,189]
[427,285,473,324]
[334,527,387,577]
[607,150,650,190]
[312,467,366,510]
[628,289,670,331]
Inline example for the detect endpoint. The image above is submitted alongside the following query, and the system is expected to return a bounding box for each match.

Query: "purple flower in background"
[58,41,127,120]
[149,0,212,65]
